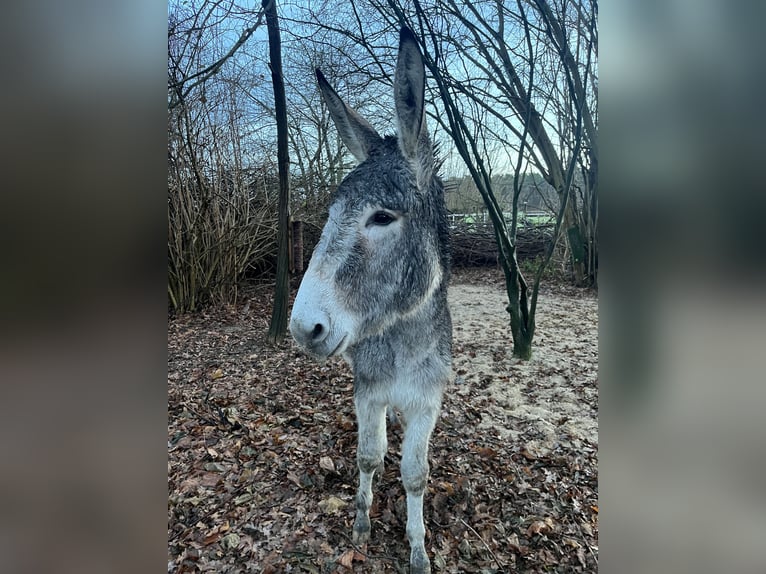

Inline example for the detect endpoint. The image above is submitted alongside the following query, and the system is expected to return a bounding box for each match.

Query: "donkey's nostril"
[289,311,330,348]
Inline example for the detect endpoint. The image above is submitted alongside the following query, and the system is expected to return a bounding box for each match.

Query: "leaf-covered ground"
[168,268,598,573]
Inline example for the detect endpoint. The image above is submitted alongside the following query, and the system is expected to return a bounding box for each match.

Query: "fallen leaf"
[233,492,253,505]
[433,551,447,569]
[221,532,240,550]
[476,447,497,459]
[437,481,455,495]
[286,472,302,487]
[318,495,348,514]
[319,456,335,472]
[336,548,366,569]
[526,516,555,536]
[337,549,355,568]
[199,472,221,487]
[520,448,538,460]
[563,537,581,548]
[507,532,528,555]
[223,406,241,425]
[577,547,588,567]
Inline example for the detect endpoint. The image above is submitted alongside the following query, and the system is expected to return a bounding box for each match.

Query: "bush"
[168,170,277,313]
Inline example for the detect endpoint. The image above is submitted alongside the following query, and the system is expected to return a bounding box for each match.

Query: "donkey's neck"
[346,288,450,382]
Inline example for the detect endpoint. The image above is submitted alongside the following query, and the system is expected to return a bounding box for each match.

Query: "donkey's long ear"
[394,27,428,164]
[316,68,382,163]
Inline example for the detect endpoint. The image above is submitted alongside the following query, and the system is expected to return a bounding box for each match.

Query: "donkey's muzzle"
[289,311,333,355]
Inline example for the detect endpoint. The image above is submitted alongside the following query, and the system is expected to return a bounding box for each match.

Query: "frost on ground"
[168,268,598,573]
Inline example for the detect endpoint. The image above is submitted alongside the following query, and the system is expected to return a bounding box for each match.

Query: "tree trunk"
[264,0,291,344]
[504,255,535,360]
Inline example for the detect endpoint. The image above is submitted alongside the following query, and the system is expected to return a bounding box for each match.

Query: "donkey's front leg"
[353,396,387,544]
[401,407,439,574]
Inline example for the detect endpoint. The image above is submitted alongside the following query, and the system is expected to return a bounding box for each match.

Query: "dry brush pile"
[297,221,556,271]
[449,223,555,268]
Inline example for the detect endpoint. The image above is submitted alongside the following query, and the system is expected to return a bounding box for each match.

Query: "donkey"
[289,28,451,574]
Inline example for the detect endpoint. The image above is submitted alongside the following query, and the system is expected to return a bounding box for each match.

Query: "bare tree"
[400,0,597,358]
[168,0,277,312]
[264,0,292,343]
[167,1,264,110]
[281,43,353,223]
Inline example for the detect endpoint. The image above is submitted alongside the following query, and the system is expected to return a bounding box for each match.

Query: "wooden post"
[292,219,304,274]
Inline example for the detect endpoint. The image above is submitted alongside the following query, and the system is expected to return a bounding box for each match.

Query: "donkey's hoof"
[352,527,370,545]
[410,548,431,574]
[352,515,370,544]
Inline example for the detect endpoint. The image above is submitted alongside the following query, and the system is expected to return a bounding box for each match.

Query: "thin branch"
[169,7,266,109]
[459,518,507,572]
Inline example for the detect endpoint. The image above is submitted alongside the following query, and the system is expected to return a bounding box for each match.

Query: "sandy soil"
[448,275,598,455]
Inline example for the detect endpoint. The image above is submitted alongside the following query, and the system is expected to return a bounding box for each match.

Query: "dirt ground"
[448,272,598,455]
[168,268,598,573]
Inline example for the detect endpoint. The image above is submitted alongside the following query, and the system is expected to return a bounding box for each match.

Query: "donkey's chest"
[346,338,448,412]
[353,372,443,414]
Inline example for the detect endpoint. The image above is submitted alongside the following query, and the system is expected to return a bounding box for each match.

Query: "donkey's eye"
[367,211,396,227]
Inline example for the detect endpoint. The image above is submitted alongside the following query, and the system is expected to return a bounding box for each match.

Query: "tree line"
[168,0,597,357]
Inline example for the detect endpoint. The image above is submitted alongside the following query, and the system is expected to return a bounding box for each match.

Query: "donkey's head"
[290,28,449,360]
